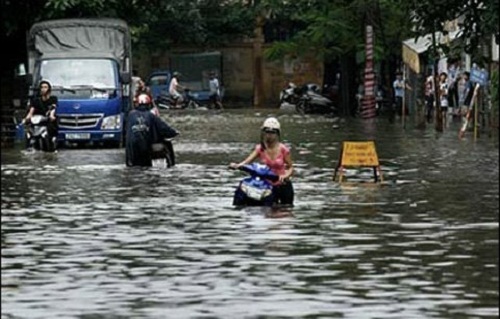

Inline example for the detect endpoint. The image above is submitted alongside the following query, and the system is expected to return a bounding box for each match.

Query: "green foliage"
[262,0,413,64]
[2,0,497,70]
[405,0,499,57]
[2,0,256,52]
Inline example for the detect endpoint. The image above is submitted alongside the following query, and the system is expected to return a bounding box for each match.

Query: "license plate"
[245,186,266,201]
[66,133,91,140]
[152,159,167,169]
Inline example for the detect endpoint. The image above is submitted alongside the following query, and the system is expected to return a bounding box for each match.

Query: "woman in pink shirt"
[229,117,294,205]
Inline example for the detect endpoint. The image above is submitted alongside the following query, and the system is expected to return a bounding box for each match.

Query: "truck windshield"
[40,59,117,89]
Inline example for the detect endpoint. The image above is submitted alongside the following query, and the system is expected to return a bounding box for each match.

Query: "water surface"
[2,109,498,318]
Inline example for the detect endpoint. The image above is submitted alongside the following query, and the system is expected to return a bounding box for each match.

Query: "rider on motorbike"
[229,117,294,206]
[23,80,58,145]
[169,72,186,109]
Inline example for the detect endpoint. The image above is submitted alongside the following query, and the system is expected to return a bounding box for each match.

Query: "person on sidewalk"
[424,70,435,123]
[393,72,405,116]
[209,71,223,110]
[438,72,449,128]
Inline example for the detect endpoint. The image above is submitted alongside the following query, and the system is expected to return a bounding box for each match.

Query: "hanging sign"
[470,69,489,86]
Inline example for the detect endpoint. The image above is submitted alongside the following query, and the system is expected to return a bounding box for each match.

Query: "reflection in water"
[1,109,498,318]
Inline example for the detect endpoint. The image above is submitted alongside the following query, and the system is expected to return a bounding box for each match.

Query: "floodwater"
[1,109,498,319]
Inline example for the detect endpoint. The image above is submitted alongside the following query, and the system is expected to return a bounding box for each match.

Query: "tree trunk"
[340,52,357,116]
[253,15,265,108]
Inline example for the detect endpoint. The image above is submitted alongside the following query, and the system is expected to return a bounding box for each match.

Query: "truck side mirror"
[15,63,26,76]
[120,71,131,84]
[14,63,33,86]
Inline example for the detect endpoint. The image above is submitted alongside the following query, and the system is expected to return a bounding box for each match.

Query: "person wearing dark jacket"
[24,80,59,142]
[125,94,179,167]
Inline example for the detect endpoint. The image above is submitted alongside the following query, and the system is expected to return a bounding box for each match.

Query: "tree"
[260,0,413,115]
[404,0,499,131]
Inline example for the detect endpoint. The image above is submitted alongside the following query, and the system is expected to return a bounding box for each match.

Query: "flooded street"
[2,109,498,318]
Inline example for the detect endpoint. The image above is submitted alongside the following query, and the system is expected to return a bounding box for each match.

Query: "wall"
[134,43,324,106]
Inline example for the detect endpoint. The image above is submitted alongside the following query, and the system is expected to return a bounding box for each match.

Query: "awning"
[402,30,462,73]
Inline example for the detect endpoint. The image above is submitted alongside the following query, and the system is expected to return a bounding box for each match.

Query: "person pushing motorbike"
[125,94,180,167]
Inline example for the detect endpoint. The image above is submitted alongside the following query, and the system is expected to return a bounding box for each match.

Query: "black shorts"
[272,181,294,205]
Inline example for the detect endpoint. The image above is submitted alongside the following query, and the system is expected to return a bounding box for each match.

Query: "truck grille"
[58,113,104,129]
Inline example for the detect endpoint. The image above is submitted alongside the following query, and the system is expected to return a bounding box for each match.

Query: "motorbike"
[151,137,176,169]
[232,163,279,207]
[24,114,57,152]
[155,88,201,110]
[279,82,301,108]
[280,82,337,115]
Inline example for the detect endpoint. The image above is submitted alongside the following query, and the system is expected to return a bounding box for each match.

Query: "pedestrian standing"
[459,71,475,130]
[438,72,449,128]
[393,72,405,116]
[209,71,223,110]
[424,70,435,123]
[447,59,460,114]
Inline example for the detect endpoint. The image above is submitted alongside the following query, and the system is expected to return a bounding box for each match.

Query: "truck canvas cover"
[29,18,130,66]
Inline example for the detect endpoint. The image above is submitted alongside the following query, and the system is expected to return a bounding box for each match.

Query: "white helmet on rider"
[261,117,281,134]
[137,93,151,106]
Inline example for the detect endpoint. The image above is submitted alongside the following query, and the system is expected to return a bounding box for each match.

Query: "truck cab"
[26,18,132,147]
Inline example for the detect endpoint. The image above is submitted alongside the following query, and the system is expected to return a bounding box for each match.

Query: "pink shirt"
[256,143,290,184]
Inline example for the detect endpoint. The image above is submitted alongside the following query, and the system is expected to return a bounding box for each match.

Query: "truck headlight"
[101,115,121,130]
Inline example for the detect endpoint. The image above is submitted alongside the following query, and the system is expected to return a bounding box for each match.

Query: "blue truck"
[25,18,133,147]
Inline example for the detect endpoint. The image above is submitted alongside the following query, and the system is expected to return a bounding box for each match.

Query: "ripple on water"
[1,111,498,318]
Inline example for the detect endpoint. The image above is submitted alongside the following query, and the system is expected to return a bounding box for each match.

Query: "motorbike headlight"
[240,184,248,194]
[101,115,121,130]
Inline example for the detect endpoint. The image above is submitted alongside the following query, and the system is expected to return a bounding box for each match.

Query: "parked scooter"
[279,82,300,108]
[155,88,201,110]
[280,82,337,115]
[23,114,57,152]
[231,163,279,207]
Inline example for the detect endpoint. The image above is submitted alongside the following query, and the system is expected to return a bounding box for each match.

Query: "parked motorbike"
[151,137,176,169]
[231,163,279,207]
[280,82,337,115]
[155,89,201,110]
[279,82,300,107]
[24,114,57,152]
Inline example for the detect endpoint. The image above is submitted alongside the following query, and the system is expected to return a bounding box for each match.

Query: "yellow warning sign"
[341,141,379,166]
[334,141,383,183]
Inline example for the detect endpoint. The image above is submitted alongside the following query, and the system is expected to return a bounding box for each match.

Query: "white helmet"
[261,117,281,132]
[137,93,151,105]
